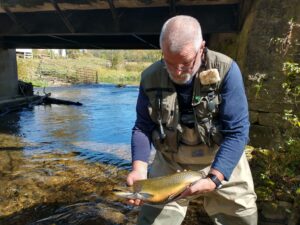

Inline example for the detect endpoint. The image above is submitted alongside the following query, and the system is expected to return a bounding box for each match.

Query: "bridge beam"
[0,49,18,99]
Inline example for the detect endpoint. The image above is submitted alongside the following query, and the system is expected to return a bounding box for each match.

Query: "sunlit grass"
[17,56,151,86]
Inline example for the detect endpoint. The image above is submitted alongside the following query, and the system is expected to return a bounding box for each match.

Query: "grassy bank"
[17,50,159,87]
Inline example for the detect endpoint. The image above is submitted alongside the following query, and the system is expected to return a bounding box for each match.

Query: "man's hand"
[179,178,216,198]
[126,160,148,206]
[179,169,224,199]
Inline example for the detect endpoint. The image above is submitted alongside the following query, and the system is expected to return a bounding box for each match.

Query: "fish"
[113,170,205,204]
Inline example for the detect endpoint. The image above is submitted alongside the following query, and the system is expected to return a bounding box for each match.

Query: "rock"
[249,125,282,148]
[259,201,292,222]
[249,111,259,124]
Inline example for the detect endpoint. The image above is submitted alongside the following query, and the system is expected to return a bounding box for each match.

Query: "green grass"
[17,56,151,86]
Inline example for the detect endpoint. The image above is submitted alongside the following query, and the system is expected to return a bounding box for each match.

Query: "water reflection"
[0,84,197,225]
[0,84,139,166]
[0,84,140,225]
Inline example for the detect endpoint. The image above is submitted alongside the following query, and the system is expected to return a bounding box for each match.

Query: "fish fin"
[113,191,136,199]
[138,192,154,200]
[169,194,185,202]
[164,181,197,202]
[164,187,190,204]
[113,190,154,201]
[167,193,179,201]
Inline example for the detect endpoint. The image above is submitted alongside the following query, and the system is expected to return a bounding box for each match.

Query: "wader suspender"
[207,91,216,147]
[156,89,166,142]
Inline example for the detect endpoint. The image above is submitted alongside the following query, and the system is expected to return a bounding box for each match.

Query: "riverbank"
[16,52,157,87]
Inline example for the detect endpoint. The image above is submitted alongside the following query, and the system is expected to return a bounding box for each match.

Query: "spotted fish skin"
[114,171,205,204]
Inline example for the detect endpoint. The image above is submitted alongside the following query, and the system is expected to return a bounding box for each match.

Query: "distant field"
[17,50,159,87]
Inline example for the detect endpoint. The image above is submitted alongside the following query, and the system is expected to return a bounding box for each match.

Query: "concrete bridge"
[0,0,250,100]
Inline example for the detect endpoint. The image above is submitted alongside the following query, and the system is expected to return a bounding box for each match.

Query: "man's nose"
[171,64,186,73]
[173,69,183,76]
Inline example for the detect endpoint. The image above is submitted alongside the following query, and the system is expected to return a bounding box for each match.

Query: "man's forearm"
[132,160,148,172]
[131,127,152,162]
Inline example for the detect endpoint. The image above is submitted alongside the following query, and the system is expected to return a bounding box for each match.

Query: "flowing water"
[1,84,139,168]
[0,84,205,225]
[0,84,141,225]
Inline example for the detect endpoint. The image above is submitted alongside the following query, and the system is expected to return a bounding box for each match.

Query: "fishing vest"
[141,49,233,164]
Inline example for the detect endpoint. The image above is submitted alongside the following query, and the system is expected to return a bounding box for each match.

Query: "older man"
[127,15,257,225]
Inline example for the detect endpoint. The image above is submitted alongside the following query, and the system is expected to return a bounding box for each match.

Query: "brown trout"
[114,170,205,204]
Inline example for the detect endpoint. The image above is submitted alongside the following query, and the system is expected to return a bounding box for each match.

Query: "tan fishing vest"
[141,49,233,165]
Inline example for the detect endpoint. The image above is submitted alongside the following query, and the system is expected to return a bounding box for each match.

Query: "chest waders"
[141,49,232,165]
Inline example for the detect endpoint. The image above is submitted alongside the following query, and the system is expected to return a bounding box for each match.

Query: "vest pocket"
[195,120,223,147]
[193,93,222,146]
[148,91,177,127]
[174,144,219,165]
[194,94,219,118]
[152,127,181,153]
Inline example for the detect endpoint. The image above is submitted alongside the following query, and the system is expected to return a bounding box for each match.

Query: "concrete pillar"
[0,49,19,100]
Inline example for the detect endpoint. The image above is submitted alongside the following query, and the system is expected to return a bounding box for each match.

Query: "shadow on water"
[71,141,132,170]
[0,109,22,134]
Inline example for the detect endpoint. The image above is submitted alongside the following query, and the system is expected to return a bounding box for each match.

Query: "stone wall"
[209,0,300,149]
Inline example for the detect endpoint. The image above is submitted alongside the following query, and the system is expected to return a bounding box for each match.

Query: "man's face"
[162,42,203,85]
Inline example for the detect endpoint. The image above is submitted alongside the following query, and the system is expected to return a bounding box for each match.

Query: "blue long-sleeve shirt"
[131,61,250,180]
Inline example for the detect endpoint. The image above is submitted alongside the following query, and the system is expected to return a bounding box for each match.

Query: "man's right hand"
[126,160,148,206]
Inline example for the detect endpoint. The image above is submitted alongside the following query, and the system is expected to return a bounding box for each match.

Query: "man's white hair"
[159,15,202,53]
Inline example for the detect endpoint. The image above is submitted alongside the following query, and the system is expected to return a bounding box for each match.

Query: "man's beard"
[167,69,194,85]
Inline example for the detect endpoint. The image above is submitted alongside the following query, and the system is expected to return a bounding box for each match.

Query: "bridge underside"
[0,0,244,49]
